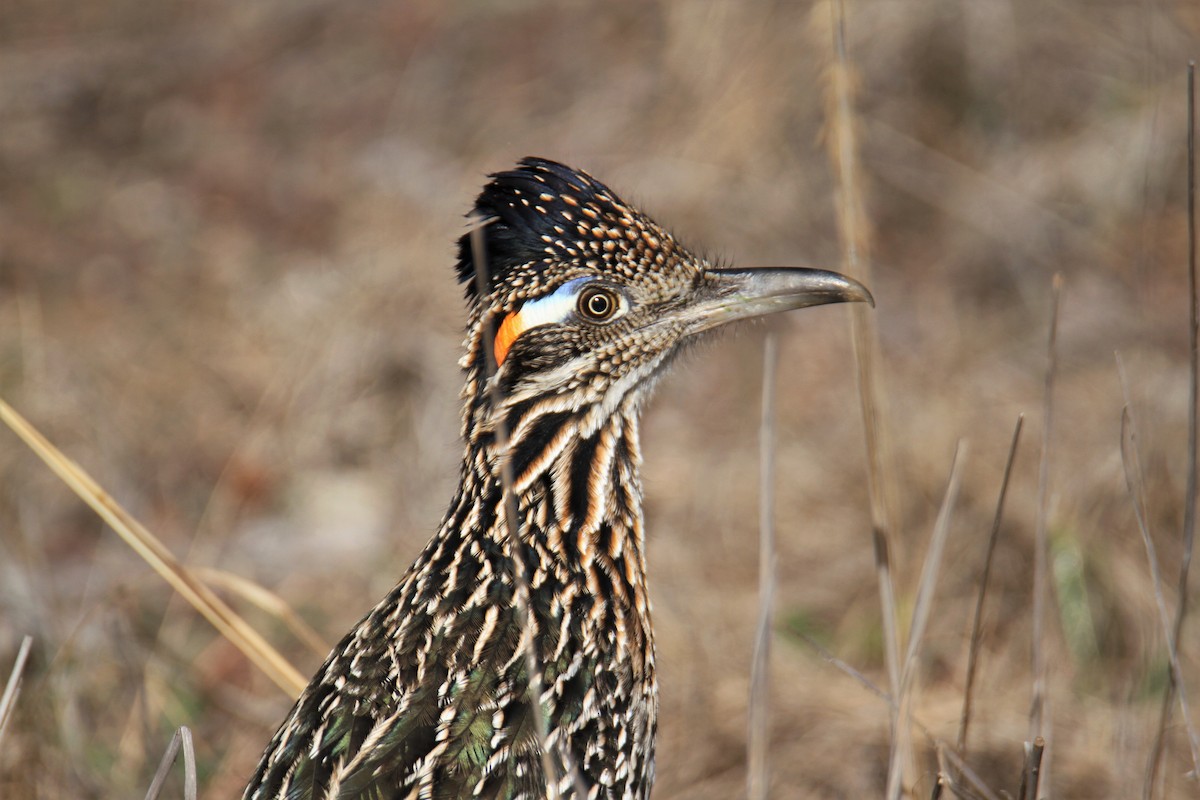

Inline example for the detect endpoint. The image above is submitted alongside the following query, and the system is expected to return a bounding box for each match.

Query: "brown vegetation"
[1,1,1198,797]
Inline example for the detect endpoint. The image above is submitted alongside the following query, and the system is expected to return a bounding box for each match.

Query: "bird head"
[455,158,872,436]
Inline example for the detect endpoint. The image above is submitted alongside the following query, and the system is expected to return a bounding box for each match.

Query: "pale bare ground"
[1,1,1198,797]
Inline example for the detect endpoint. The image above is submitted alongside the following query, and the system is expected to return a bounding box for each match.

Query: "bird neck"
[450,361,654,651]
[463,392,648,562]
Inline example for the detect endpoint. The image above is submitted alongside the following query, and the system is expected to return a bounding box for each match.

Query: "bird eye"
[578,287,620,322]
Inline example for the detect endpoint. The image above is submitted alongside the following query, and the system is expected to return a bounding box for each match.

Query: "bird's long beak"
[685,267,873,336]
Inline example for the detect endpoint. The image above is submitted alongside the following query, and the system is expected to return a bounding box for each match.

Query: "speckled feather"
[244,411,656,799]
[244,158,869,800]
[244,159,693,800]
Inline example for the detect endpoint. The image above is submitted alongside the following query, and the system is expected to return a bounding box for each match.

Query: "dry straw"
[888,440,966,800]
[747,330,780,800]
[1147,60,1200,796]
[958,415,1024,758]
[811,0,908,792]
[0,635,33,750]
[0,399,307,697]
[1117,355,1200,778]
[1029,272,1063,792]
[144,726,197,800]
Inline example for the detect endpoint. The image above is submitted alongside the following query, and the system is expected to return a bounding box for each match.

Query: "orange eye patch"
[490,279,590,367]
[493,311,524,366]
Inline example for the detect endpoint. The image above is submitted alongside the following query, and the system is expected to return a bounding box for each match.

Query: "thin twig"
[797,631,1003,800]
[144,730,180,800]
[798,631,890,703]
[930,744,983,800]
[0,635,33,748]
[469,222,575,799]
[181,726,197,800]
[1117,357,1200,779]
[934,740,999,800]
[932,745,947,800]
[748,331,779,800]
[1018,737,1046,800]
[144,725,197,800]
[1148,59,1200,796]
[958,415,1024,756]
[1029,274,1062,769]
[936,744,1003,800]
[1184,63,1198,636]
[887,441,968,800]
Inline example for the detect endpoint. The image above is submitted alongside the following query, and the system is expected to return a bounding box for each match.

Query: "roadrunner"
[244,157,871,799]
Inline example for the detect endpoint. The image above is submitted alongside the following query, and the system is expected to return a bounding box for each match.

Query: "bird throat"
[455,386,655,671]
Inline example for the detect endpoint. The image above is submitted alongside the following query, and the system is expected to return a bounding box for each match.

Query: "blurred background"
[1,0,1198,797]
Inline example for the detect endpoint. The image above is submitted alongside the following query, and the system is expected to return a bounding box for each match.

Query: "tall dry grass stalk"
[192,567,330,659]
[958,415,1024,758]
[887,441,966,800]
[144,726,196,800]
[748,330,780,800]
[0,635,33,750]
[0,399,307,696]
[809,0,908,792]
[1147,60,1200,797]
[1029,273,1063,792]
[1117,358,1200,778]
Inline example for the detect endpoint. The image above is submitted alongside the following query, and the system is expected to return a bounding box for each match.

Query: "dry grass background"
[1,0,1198,797]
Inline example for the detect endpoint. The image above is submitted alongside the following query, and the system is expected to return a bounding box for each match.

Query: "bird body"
[244,158,870,800]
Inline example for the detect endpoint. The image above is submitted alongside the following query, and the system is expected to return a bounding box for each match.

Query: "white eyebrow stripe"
[515,277,589,330]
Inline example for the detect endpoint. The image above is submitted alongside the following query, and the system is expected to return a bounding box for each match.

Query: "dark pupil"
[586,291,611,318]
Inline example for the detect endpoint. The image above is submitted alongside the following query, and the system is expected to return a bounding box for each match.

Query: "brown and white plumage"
[243,158,871,800]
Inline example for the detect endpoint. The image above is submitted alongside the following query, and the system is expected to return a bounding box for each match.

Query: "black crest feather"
[455,157,630,299]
